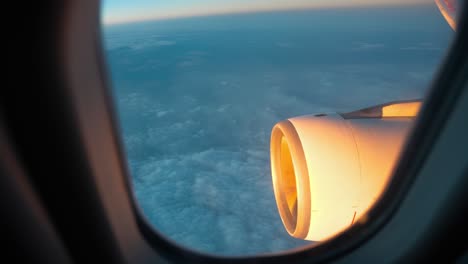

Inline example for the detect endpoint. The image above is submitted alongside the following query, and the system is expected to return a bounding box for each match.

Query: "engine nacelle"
[270,101,420,241]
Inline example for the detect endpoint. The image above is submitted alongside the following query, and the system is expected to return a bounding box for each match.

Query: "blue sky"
[102,0,432,24]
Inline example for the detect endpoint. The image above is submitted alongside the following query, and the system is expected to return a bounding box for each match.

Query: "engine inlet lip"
[271,120,311,239]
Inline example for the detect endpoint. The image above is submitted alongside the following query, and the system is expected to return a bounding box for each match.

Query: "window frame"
[5,0,466,263]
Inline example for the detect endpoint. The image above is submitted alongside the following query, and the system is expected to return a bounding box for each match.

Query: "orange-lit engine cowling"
[270,114,413,241]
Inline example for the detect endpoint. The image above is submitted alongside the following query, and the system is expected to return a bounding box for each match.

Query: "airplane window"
[101,0,456,256]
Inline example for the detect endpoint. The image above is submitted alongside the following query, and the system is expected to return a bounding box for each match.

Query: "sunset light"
[102,0,432,25]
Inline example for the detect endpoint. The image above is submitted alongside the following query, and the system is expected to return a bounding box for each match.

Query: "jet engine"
[270,100,420,241]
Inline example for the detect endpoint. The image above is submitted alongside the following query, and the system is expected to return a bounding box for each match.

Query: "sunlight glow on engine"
[382,101,421,117]
[271,102,418,241]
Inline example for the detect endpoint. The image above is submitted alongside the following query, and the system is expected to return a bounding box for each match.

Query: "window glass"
[102,0,454,256]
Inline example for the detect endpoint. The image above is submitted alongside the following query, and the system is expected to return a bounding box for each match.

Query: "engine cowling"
[270,100,420,241]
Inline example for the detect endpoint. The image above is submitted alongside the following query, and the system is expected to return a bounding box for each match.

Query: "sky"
[102,0,432,24]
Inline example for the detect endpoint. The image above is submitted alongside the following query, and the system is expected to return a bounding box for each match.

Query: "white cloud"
[400,42,441,50]
[155,40,176,46]
[276,42,294,48]
[352,42,385,50]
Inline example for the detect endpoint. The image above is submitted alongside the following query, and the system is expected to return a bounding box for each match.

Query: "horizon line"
[102,1,432,26]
